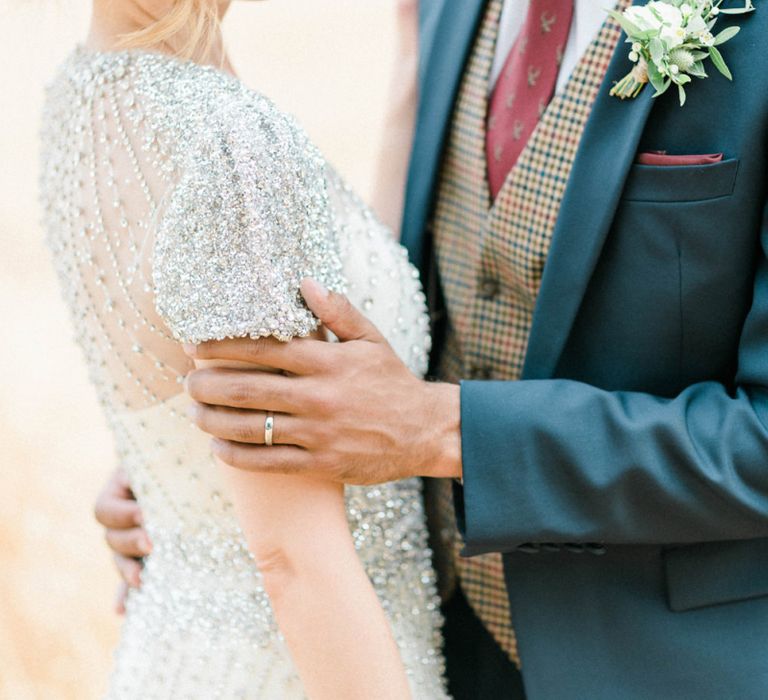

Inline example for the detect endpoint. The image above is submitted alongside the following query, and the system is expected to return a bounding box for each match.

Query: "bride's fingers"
[211,440,315,475]
[185,336,331,375]
[190,404,305,446]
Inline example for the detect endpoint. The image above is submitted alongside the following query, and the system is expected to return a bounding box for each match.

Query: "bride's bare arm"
[195,350,411,700]
[149,57,413,693]
[369,0,419,238]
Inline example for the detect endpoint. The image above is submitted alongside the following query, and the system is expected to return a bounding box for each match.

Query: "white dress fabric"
[39,47,447,699]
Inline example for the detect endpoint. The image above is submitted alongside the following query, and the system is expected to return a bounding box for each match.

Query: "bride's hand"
[184,279,462,485]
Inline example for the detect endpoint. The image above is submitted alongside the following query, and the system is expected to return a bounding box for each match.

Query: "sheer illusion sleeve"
[153,100,346,344]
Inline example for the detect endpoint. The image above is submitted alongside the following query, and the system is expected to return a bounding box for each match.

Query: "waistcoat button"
[469,366,493,380]
[478,277,500,300]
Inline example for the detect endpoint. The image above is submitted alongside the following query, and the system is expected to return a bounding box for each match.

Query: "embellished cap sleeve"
[153,98,345,344]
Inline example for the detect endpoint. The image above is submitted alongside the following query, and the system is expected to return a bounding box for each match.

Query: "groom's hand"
[94,469,150,612]
[184,279,462,485]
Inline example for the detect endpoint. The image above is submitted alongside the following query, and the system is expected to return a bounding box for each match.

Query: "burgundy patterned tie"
[486,0,575,199]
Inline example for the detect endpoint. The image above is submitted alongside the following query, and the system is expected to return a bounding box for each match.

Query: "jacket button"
[585,543,607,556]
[516,543,541,554]
[478,277,500,300]
[563,543,585,554]
[469,366,493,380]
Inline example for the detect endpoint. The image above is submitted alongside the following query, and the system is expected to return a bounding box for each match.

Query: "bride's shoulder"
[45,47,319,170]
[126,52,344,345]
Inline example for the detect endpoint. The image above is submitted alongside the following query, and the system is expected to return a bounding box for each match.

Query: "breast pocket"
[621,158,740,203]
[565,157,749,393]
[618,157,753,387]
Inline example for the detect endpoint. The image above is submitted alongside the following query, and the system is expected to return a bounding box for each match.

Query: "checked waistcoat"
[430,0,627,665]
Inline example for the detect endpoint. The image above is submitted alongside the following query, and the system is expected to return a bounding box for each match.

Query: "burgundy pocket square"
[636,151,724,166]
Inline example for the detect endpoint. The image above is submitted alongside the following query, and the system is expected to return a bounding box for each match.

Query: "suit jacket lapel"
[522,12,655,380]
[401,0,488,273]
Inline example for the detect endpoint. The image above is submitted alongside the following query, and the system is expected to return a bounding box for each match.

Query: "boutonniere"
[609,0,755,106]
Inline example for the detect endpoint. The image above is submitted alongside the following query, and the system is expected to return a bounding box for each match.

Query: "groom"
[97,0,768,697]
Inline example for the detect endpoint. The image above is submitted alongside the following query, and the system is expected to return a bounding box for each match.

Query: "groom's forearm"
[422,381,464,480]
[457,378,768,555]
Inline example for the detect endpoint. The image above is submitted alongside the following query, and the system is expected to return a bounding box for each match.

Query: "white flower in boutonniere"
[609,0,755,106]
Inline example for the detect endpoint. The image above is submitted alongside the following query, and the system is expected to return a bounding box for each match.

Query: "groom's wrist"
[420,382,462,480]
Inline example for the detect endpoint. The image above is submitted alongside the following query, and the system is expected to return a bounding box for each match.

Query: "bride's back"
[40,50,305,695]
[40,46,445,698]
[40,45,344,513]
[41,48,189,410]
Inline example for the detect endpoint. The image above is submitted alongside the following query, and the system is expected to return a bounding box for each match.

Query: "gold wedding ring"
[264,412,274,447]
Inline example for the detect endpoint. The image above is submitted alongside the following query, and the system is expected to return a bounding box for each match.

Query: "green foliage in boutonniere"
[609,0,755,106]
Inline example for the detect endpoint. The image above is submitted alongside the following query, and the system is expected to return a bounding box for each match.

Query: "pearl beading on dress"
[40,47,445,699]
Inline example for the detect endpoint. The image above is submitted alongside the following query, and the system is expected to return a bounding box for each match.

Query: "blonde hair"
[118,0,221,61]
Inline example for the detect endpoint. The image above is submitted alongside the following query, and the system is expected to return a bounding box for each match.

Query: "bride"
[39,0,447,697]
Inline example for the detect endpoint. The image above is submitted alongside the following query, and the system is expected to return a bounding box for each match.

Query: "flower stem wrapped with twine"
[610,59,649,100]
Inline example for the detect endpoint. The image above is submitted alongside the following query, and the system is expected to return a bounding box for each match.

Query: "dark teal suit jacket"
[403,1,768,697]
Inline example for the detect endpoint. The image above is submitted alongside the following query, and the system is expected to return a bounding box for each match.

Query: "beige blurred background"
[0,2,399,697]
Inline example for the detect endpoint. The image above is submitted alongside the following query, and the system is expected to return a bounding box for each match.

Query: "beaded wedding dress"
[40,47,447,699]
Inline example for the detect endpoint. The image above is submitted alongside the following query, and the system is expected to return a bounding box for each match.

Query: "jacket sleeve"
[457,216,768,555]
